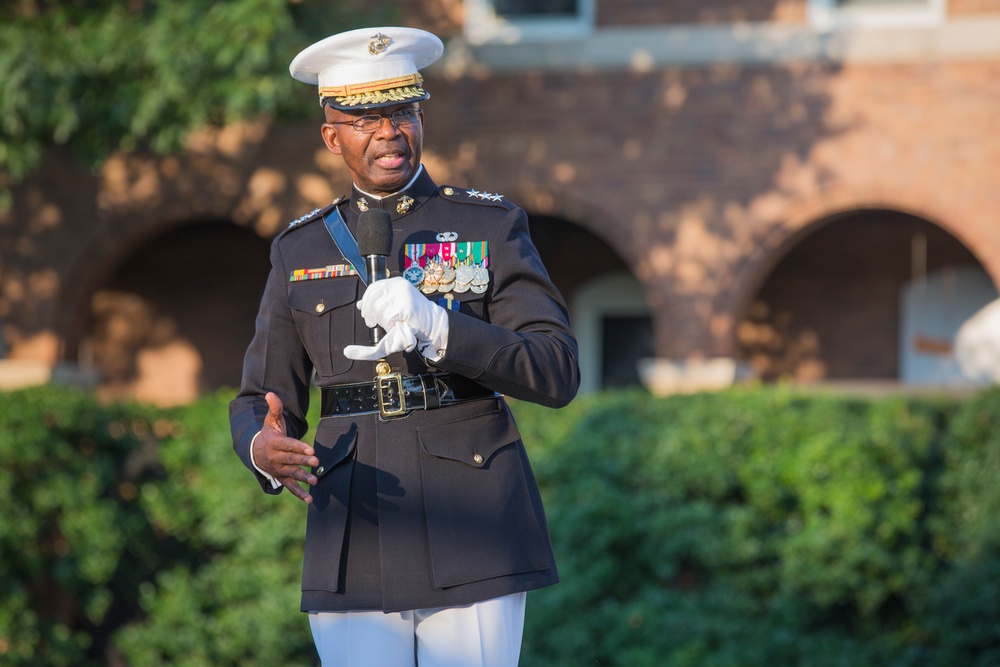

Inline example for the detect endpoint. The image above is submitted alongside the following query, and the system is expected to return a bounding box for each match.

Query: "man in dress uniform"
[229,26,580,666]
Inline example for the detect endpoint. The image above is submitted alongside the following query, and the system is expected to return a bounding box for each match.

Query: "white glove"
[343,322,418,361]
[355,277,449,361]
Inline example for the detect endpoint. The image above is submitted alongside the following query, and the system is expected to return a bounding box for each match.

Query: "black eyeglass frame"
[326,107,423,133]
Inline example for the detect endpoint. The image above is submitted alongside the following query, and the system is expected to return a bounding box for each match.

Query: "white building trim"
[440,16,1000,74]
[808,0,947,31]
[570,272,651,394]
[464,0,596,45]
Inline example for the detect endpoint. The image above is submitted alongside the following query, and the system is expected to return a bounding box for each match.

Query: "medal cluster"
[404,240,490,295]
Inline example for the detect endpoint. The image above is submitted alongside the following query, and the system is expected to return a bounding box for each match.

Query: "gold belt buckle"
[376,372,406,418]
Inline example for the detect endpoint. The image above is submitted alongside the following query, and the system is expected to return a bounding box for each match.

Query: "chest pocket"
[287,279,358,377]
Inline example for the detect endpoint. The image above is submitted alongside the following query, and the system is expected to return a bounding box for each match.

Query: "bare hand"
[253,392,320,503]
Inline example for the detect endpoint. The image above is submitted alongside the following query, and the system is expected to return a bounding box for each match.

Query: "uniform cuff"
[250,430,282,490]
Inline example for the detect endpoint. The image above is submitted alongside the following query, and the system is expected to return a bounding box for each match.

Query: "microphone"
[356,209,393,344]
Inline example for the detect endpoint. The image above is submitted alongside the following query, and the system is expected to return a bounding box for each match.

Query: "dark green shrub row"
[1,385,998,665]
[0,387,318,666]
[516,387,1000,666]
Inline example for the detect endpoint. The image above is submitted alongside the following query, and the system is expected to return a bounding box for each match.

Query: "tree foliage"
[0,0,394,206]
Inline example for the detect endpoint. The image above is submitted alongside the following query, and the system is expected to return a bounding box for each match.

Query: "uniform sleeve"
[433,206,580,408]
[229,238,314,494]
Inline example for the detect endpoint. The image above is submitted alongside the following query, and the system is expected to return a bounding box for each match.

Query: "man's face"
[321,102,424,196]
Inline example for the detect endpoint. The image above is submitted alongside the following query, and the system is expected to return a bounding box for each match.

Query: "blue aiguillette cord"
[322,206,369,285]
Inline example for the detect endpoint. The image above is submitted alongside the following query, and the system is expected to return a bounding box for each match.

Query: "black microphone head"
[357,209,393,256]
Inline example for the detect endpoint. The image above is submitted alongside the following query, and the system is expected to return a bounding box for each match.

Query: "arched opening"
[528,213,653,393]
[63,211,648,402]
[73,221,271,405]
[737,209,998,385]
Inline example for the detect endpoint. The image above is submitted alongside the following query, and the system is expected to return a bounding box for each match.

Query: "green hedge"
[0,387,318,666]
[1,385,998,665]
[517,387,1000,667]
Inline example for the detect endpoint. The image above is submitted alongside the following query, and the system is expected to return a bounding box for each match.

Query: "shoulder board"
[438,186,516,209]
[277,197,345,238]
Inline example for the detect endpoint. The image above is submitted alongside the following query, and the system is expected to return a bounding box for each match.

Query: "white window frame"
[464,0,595,45]
[809,0,947,30]
[570,272,651,395]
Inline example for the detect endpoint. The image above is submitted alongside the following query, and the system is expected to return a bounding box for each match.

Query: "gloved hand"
[343,321,418,361]
[354,277,449,361]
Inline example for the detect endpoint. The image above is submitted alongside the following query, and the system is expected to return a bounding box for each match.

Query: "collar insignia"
[396,194,414,215]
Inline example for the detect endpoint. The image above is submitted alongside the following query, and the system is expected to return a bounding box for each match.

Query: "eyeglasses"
[328,108,423,133]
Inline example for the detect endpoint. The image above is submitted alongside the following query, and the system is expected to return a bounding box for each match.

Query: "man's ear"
[320,123,342,155]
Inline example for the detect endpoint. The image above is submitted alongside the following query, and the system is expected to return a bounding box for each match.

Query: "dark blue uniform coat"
[230,168,580,613]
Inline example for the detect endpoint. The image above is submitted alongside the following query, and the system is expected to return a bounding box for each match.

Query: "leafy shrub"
[112,391,318,667]
[0,386,171,665]
[3,384,999,666]
[0,386,318,666]
[919,387,1000,666]
[514,387,1000,667]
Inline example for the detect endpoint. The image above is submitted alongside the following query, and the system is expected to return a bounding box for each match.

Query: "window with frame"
[464,0,594,44]
[493,0,578,16]
[809,0,946,29]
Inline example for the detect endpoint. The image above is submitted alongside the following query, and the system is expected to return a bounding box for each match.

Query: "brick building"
[2,0,999,404]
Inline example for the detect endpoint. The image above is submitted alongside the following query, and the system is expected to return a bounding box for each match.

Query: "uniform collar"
[349,166,438,220]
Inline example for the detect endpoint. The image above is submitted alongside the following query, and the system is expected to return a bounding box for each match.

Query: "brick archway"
[735,207,993,383]
[728,184,1000,356]
[64,221,270,405]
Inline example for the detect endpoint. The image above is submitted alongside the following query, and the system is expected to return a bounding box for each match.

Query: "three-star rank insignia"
[465,188,504,202]
[288,208,321,228]
[287,196,344,228]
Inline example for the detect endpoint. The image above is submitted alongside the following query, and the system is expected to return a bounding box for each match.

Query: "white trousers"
[308,592,526,667]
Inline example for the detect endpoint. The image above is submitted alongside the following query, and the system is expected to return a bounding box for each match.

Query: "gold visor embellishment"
[319,74,424,101]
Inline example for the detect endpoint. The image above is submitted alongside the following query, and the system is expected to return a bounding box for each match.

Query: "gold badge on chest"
[396,195,414,215]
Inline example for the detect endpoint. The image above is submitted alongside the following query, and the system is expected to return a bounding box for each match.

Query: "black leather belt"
[320,372,496,419]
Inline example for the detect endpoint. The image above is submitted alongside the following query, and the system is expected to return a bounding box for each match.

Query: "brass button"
[443,187,454,196]
[473,453,484,465]
[315,303,325,313]
[375,361,391,376]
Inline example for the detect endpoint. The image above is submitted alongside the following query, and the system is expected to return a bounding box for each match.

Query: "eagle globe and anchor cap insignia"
[289,27,444,110]
[368,33,392,56]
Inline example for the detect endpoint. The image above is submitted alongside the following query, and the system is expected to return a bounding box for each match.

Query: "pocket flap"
[418,407,520,468]
[451,289,485,304]
[313,422,358,478]
[287,279,358,317]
